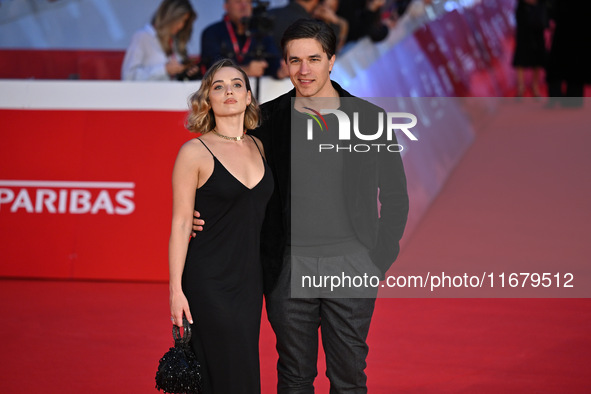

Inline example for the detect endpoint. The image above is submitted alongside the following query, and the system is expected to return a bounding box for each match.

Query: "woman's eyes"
[213,83,242,90]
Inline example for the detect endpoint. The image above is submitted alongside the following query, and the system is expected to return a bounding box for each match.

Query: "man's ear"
[328,54,336,72]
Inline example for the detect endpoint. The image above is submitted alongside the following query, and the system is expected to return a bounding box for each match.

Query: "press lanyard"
[224,15,251,63]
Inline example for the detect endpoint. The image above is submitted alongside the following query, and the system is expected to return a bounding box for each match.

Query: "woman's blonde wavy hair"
[152,0,197,57]
[186,59,261,134]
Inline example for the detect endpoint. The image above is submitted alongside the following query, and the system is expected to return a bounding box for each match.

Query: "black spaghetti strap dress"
[182,136,273,394]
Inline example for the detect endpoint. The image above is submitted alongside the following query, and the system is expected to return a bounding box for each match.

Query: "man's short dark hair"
[280,18,336,61]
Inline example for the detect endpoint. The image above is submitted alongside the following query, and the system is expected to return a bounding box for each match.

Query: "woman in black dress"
[168,59,273,393]
[512,0,548,97]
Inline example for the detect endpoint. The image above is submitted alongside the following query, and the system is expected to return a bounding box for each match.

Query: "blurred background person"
[336,0,390,44]
[200,0,285,79]
[545,0,591,108]
[121,0,199,81]
[391,0,413,18]
[268,0,347,55]
[312,0,349,53]
[268,0,320,51]
[512,0,548,98]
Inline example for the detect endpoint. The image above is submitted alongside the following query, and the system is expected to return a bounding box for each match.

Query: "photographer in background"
[201,0,287,79]
[121,0,200,81]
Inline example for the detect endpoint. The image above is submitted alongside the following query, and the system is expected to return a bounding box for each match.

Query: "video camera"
[241,1,274,38]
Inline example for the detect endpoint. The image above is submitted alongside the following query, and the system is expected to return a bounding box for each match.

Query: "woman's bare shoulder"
[249,134,266,156]
[176,137,212,164]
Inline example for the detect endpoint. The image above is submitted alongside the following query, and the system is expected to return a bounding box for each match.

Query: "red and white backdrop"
[0,0,516,281]
[0,79,295,281]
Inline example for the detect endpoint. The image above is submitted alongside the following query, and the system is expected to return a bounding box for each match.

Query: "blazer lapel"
[270,91,294,211]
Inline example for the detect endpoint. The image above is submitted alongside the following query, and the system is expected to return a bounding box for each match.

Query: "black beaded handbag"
[155,317,202,394]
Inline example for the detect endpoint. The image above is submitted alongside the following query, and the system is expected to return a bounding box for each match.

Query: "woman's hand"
[166,58,186,76]
[367,0,386,12]
[313,4,340,25]
[185,64,201,78]
[170,289,193,327]
[242,60,269,77]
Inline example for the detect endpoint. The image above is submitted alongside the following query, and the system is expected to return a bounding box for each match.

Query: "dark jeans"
[266,253,378,394]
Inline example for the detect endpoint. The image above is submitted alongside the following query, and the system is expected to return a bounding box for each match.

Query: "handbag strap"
[172,317,192,345]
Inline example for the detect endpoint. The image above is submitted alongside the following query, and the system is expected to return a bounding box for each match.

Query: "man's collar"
[330,80,352,98]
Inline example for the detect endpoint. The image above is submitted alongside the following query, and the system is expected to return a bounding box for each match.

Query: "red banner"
[1,109,192,281]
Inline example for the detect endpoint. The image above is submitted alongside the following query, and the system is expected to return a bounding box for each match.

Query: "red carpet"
[0,282,589,393]
[1,99,590,392]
